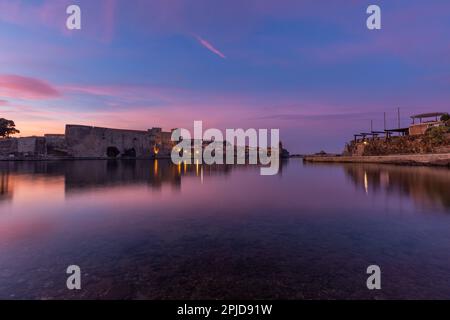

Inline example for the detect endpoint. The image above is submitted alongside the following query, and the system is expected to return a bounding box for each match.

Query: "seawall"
[303,153,450,167]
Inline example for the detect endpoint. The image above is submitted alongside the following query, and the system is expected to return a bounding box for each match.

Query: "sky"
[0,0,450,153]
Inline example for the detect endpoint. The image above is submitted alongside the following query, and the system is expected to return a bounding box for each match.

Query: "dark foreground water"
[0,159,450,299]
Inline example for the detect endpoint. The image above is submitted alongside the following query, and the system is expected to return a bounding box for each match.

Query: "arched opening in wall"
[106,146,120,158]
[123,148,136,158]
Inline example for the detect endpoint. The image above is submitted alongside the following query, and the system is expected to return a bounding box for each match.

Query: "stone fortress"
[0,124,175,159]
[0,123,291,160]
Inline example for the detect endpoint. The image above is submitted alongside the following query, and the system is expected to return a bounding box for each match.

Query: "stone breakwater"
[303,153,450,167]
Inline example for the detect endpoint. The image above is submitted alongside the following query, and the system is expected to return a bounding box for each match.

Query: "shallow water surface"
[0,160,450,299]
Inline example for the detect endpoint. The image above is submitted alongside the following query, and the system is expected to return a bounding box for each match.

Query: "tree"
[0,118,20,138]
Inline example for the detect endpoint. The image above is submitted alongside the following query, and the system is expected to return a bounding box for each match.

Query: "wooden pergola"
[384,127,409,138]
[353,128,409,142]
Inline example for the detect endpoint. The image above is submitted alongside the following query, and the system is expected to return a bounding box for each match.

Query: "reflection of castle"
[0,171,12,202]
[0,160,286,197]
[0,160,234,194]
[343,163,450,210]
[63,160,240,192]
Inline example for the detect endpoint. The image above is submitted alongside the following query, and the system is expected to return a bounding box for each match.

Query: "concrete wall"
[304,153,450,166]
[409,121,444,136]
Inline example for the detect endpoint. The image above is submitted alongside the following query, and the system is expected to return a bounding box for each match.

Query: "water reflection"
[342,164,450,210]
[0,160,287,197]
[0,171,12,202]
[1,160,448,210]
[2,160,450,299]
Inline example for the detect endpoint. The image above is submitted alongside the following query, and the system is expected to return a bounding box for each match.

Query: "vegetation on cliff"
[423,126,450,147]
[345,125,450,156]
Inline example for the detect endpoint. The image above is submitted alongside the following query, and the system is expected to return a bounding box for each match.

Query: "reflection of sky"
[1,1,450,153]
[1,161,450,299]
[2,160,449,225]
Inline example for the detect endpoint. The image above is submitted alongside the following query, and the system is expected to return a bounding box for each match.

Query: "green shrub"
[425,126,450,146]
[441,113,450,122]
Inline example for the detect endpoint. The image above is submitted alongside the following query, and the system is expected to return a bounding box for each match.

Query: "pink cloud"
[194,35,226,59]
[0,74,61,100]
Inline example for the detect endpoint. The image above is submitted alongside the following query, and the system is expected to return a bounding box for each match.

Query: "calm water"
[1,159,450,299]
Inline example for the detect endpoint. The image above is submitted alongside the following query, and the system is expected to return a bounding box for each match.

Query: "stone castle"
[0,124,175,159]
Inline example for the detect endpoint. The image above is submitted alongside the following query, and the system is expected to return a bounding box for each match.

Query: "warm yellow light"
[153,159,159,175]
[200,166,203,184]
[364,171,369,195]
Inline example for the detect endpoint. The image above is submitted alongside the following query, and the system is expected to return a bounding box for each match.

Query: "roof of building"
[385,127,409,133]
[410,112,447,119]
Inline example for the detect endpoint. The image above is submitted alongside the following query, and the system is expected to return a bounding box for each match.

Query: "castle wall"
[0,138,18,157]
[1,125,175,159]
[65,125,152,158]
[17,137,45,155]
[152,130,174,155]
[0,137,46,158]
[45,134,68,156]
[65,125,174,158]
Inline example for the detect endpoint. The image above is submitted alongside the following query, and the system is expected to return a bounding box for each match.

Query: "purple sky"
[1,0,450,153]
